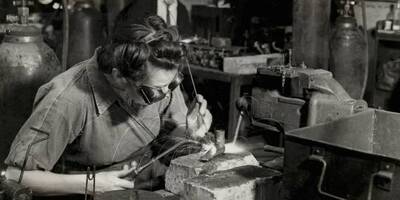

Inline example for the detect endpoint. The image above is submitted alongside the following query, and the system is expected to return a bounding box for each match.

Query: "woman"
[4,15,212,197]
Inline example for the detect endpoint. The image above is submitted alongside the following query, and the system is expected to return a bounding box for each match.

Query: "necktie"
[166,4,171,25]
[164,0,174,25]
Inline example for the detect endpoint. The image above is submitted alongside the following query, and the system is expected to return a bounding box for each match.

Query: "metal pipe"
[232,111,243,144]
[360,0,369,98]
[62,0,69,71]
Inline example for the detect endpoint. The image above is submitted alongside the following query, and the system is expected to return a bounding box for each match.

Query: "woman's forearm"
[5,166,89,196]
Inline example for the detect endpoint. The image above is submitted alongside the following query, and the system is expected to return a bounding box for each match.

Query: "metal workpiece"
[200,130,226,162]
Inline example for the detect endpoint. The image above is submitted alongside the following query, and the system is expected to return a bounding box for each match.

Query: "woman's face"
[113,62,180,106]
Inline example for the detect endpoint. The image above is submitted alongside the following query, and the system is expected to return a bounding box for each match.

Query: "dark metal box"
[283,109,400,200]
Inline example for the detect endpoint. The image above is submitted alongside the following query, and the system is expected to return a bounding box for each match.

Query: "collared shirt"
[5,52,188,171]
[157,0,178,26]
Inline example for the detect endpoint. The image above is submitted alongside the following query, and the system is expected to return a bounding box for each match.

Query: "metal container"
[330,16,368,100]
[283,109,400,200]
[0,24,62,169]
[68,0,104,68]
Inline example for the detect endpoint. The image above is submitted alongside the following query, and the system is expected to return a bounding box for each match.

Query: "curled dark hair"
[97,15,184,82]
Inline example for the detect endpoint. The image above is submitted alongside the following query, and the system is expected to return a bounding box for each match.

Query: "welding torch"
[126,140,189,179]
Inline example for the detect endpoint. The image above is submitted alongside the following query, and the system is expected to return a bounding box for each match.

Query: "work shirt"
[4,53,188,171]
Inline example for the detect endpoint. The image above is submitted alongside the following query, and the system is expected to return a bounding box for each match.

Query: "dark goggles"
[139,72,184,104]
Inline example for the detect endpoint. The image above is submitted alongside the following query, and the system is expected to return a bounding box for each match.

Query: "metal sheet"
[287,109,375,154]
[283,108,400,199]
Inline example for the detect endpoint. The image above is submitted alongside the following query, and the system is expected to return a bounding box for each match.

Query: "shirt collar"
[159,0,178,7]
[86,50,119,115]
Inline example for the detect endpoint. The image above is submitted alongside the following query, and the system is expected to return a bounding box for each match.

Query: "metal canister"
[215,130,225,153]
[67,0,104,68]
[0,24,62,169]
[329,16,368,99]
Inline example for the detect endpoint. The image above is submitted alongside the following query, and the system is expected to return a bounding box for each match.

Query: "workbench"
[182,65,255,141]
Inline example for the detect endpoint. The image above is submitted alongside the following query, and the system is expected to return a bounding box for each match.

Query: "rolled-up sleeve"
[4,84,85,171]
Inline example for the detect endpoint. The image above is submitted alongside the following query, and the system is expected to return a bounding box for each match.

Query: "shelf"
[376,31,400,42]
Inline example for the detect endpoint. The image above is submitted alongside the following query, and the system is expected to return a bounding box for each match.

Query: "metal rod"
[232,111,244,144]
[360,0,369,98]
[183,56,208,128]
[184,57,198,96]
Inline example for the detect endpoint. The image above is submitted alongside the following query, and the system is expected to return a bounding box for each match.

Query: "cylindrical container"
[106,0,129,33]
[67,0,104,68]
[0,24,62,169]
[330,16,368,99]
[293,0,331,69]
[215,129,225,150]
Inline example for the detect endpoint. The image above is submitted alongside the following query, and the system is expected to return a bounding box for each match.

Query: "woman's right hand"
[88,162,137,194]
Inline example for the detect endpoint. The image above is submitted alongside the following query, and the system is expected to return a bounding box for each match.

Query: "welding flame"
[224,142,246,154]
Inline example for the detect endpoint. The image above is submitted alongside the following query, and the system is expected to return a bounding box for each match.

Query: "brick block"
[165,152,259,194]
[183,166,281,200]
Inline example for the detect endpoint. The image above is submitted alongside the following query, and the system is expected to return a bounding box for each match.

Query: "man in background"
[114,0,192,37]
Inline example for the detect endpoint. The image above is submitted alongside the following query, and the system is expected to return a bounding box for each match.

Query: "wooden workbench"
[182,65,255,141]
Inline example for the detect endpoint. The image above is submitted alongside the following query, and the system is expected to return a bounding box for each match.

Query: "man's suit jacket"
[115,0,192,37]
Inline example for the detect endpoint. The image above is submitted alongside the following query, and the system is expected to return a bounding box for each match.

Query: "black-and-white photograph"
[0,0,398,199]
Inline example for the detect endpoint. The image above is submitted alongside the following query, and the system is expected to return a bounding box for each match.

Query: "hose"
[360,0,369,99]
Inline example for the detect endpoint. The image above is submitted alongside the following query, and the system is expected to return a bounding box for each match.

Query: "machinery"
[251,62,368,135]
[241,58,368,172]
[247,55,400,199]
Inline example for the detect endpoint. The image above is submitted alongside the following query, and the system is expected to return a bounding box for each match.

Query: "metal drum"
[330,16,368,100]
[0,24,62,169]
[67,0,104,68]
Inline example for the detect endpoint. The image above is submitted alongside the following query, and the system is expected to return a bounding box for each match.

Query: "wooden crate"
[223,54,283,74]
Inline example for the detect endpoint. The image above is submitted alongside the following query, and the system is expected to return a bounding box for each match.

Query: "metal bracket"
[311,147,325,156]
[375,162,395,191]
[366,162,395,200]
[308,152,348,200]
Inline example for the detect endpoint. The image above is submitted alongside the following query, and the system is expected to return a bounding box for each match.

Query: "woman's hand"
[89,161,137,194]
[186,94,213,138]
